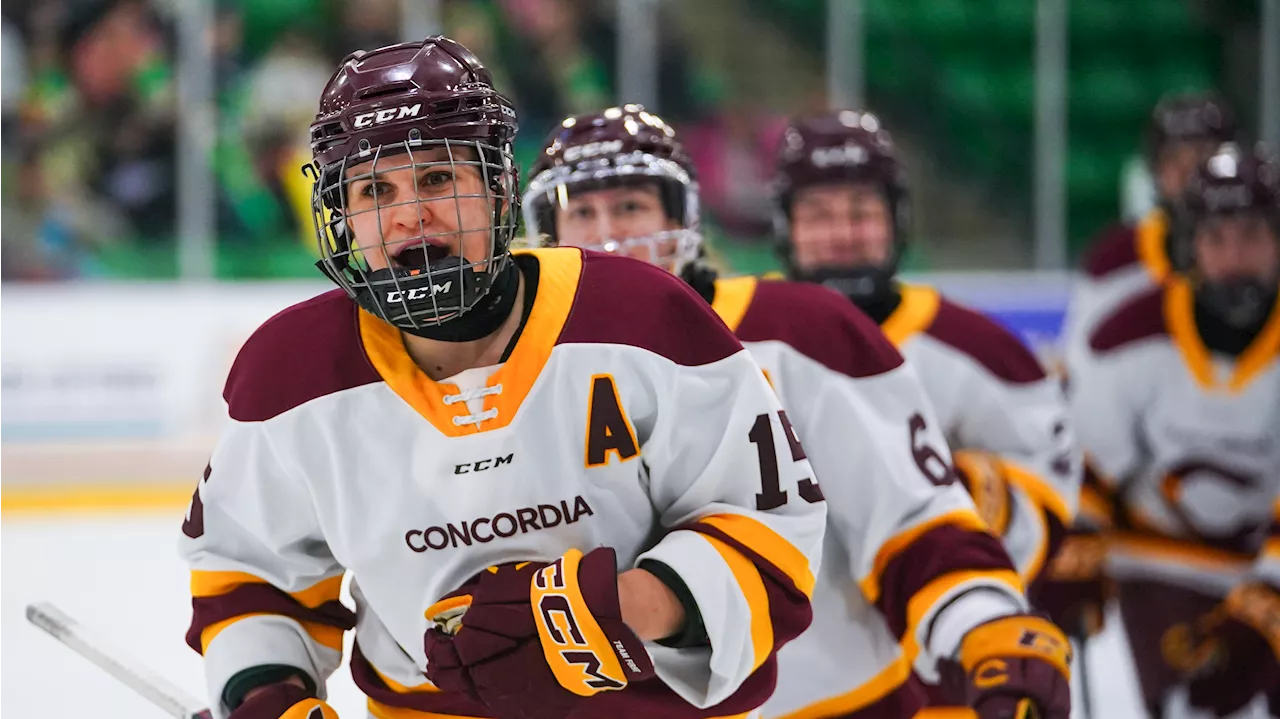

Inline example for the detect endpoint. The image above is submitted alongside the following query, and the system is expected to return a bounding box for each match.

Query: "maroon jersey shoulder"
[925,297,1047,384]
[1088,286,1169,354]
[556,250,743,366]
[737,280,905,378]
[225,289,381,421]
[1080,222,1139,279]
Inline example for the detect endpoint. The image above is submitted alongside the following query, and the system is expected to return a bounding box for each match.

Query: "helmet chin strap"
[789,264,899,316]
[398,259,521,342]
[679,260,718,304]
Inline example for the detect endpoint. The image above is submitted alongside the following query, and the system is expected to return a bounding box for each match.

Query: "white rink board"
[0,515,1150,718]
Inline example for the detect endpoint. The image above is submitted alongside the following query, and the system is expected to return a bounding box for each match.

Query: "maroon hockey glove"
[1027,527,1111,638]
[226,682,338,719]
[1175,582,1280,716]
[938,614,1072,719]
[423,547,654,719]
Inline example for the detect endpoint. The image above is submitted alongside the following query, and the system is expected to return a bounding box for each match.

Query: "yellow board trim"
[702,532,773,674]
[881,285,941,347]
[2,482,194,515]
[711,276,759,333]
[359,247,584,437]
[773,653,911,719]
[1135,209,1172,283]
[860,509,990,605]
[697,513,816,597]
[1165,277,1280,393]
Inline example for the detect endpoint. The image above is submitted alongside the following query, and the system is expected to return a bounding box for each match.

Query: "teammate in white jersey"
[1046,93,1239,683]
[180,37,829,719]
[767,109,1082,713]
[1070,142,1280,718]
[1061,92,1237,380]
[524,104,1074,719]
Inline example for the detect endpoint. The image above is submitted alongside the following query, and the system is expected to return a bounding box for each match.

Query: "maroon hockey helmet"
[307,35,520,333]
[1145,92,1237,170]
[1171,142,1280,327]
[773,110,911,299]
[522,104,702,272]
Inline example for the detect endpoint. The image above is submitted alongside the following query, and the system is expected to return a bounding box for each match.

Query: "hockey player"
[1070,142,1280,718]
[1062,92,1237,377]
[1048,93,1238,668]
[525,104,1074,719]
[179,38,830,719]
[768,109,1083,711]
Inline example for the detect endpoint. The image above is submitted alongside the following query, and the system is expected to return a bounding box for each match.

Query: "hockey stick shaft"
[1074,620,1094,719]
[26,602,210,719]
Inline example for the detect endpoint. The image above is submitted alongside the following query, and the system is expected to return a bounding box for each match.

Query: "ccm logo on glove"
[532,550,644,695]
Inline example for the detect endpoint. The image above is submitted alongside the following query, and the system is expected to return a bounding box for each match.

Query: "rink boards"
[2,273,1072,510]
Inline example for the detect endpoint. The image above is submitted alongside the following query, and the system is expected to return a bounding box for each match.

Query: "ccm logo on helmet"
[563,140,624,163]
[811,144,869,168]
[353,103,423,129]
[386,282,451,302]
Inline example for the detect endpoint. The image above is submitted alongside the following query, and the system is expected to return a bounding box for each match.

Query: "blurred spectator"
[66,0,176,237]
[494,0,706,137]
[0,13,24,119]
[494,0,611,126]
[334,0,399,57]
[3,0,709,280]
[684,103,788,240]
[5,150,126,280]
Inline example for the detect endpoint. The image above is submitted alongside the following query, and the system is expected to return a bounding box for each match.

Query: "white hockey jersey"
[179,248,827,719]
[1061,210,1173,380]
[1070,278,1280,595]
[880,285,1082,590]
[708,277,1027,719]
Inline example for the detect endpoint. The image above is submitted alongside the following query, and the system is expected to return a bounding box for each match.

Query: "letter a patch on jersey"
[584,374,639,467]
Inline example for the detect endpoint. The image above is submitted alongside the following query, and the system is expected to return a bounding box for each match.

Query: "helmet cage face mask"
[774,170,909,303]
[522,149,703,273]
[312,135,519,331]
[1169,143,1280,328]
